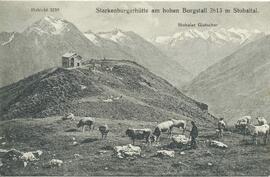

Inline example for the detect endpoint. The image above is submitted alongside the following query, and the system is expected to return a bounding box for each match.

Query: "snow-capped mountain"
[90,29,192,87]
[25,16,70,36]
[97,29,131,44]
[0,16,104,87]
[152,28,266,77]
[84,30,101,46]
[0,16,191,88]
[154,28,265,46]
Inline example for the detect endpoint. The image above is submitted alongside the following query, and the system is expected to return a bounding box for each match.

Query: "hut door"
[70,58,74,67]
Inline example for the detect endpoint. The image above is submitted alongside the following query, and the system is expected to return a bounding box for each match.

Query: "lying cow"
[125,128,153,145]
[77,117,95,132]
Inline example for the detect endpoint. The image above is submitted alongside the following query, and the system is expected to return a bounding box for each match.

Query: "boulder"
[20,150,43,161]
[172,135,190,145]
[2,149,23,161]
[1,149,43,168]
[0,149,9,158]
[114,144,141,158]
[62,113,75,120]
[209,140,228,148]
[49,159,63,167]
[72,141,79,146]
[171,135,190,148]
[208,162,213,166]
[97,150,107,155]
[20,152,37,161]
[80,85,87,90]
[32,150,43,158]
[74,154,83,159]
[205,150,213,156]
[1,149,25,168]
[156,150,175,158]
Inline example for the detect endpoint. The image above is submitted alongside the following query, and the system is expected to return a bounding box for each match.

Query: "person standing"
[190,121,198,149]
[217,118,226,138]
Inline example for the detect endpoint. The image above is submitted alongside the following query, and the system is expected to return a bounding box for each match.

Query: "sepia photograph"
[0,1,269,176]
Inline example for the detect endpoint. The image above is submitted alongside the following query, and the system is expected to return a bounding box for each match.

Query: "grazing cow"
[99,124,109,139]
[153,120,174,142]
[247,123,269,145]
[125,128,153,145]
[237,116,251,124]
[256,117,267,126]
[77,117,95,132]
[171,119,187,134]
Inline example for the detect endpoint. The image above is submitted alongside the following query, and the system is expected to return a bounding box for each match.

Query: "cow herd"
[62,113,269,146]
[62,113,187,145]
[234,116,269,144]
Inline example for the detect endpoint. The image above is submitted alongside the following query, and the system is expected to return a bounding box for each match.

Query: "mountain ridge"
[153,28,266,46]
[0,16,191,88]
[186,35,270,123]
[151,28,267,77]
[0,59,214,126]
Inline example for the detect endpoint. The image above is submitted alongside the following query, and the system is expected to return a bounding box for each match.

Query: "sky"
[0,1,269,38]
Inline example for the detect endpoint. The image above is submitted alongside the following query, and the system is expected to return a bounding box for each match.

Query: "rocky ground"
[0,116,269,176]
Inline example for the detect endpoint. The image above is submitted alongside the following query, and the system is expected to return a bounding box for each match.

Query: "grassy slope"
[186,36,270,124]
[0,59,213,124]
[0,116,269,176]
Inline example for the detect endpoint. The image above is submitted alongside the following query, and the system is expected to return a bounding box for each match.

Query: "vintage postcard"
[0,1,269,176]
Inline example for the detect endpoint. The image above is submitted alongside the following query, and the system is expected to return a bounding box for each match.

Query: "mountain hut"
[62,52,82,68]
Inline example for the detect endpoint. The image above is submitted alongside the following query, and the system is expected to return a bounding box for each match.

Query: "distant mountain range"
[187,35,270,123]
[0,16,191,88]
[1,15,269,102]
[152,28,266,77]
[0,59,214,127]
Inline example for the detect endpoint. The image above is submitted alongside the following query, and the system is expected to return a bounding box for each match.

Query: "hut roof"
[62,52,77,58]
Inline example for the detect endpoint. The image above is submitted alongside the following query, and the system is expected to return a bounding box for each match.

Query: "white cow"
[256,117,267,126]
[171,119,187,134]
[153,120,174,142]
[238,116,251,124]
[235,116,251,134]
[247,123,269,145]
